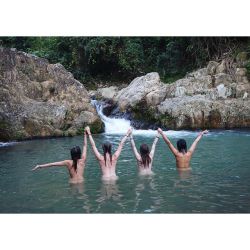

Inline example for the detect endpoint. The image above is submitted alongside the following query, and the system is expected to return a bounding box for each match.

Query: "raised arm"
[158,128,179,156]
[81,131,87,160]
[85,126,103,161]
[188,130,208,155]
[130,134,141,161]
[32,160,70,171]
[149,132,160,159]
[113,128,132,160]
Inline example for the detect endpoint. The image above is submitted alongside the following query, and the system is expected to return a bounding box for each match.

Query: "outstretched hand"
[85,126,91,135]
[32,165,40,171]
[199,130,209,136]
[127,127,133,136]
[157,128,163,135]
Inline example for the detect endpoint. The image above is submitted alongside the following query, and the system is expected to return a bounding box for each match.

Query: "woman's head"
[139,144,151,168]
[102,142,112,166]
[70,146,81,170]
[177,139,187,153]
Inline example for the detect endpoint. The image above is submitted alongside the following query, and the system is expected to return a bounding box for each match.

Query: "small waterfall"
[91,100,131,134]
[91,99,198,138]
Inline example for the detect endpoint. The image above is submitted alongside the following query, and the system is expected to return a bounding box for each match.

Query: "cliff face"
[112,55,250,129]
[0,48,102,141]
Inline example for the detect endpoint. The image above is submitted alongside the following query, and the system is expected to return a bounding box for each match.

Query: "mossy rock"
[76,119,104,135]
[157,113,175,128]
[131,100,158,123]
[236,52,249,63]
[0,120,13,141]
[13,131,27,141]
[89,119,104,134]
[67,129,77,137]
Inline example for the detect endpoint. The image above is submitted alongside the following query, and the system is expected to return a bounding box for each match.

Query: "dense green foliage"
[0,37,249,86]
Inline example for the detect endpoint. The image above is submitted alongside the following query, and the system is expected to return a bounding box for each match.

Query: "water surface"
[0,130,249,213]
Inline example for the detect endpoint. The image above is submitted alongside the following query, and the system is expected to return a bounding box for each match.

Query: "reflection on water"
[133,175,164,213]
[95,179,125,213]
[70,182,85,195]
[0,130,250,213]
[177,169,192,180]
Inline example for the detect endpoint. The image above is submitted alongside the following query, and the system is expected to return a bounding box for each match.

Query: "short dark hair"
[177,139,187,153]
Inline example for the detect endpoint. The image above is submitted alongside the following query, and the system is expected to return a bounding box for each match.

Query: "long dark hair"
[139,144,151,168]
[70,146,81,171]
[102,142,112,166]
[177,139,187,153]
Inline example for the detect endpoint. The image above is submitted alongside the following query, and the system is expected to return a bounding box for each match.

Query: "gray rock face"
[96,86,119,100]
[114,72,165,111]
[114,58,250,129]
[0,48,102,141]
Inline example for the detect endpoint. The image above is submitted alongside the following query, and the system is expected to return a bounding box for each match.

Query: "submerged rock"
[0,48,103,141]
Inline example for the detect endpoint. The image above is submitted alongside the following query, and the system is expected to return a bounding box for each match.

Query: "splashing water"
[91,100,131,134]
[91,100,199,138]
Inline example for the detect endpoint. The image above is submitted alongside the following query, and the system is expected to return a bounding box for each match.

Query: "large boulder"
[114,72,166,111]
[113,58,250,129]
[157,95,250,129]
[96,86,119,100]
[0,48,102,141]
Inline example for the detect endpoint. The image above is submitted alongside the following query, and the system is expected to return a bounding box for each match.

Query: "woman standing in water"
[32,131,88,184]
[85,126,132,181]
[157,128,208,170]
[130,129,160,175]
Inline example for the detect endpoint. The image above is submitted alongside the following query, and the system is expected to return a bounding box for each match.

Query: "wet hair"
[102,142,112,166]
[70,146,81,171]
[139,144,151,168]
[177,139,187,153]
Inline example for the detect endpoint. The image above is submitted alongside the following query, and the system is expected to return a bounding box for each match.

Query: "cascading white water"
[92,100,131,134]
[91,100,199,138]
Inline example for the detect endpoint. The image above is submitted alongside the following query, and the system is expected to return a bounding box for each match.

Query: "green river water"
[0,130,249,213]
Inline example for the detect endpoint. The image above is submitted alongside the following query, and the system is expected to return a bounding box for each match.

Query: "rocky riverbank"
[0,48,103,141]
[96,53,250,129]
[1,48,249,142]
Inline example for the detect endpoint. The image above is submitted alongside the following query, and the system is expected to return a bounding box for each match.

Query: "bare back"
[136,156,154,175]
[175,152,192,170]
[130,135,159,176]
[66,159,86,183]
[87,130,130,181]
[97,154,119,181]
[159,128,208,171]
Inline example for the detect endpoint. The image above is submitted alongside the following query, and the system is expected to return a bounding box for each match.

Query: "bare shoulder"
[175,152,182,158]
[78,159,85,167]
[64,160,72,167]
